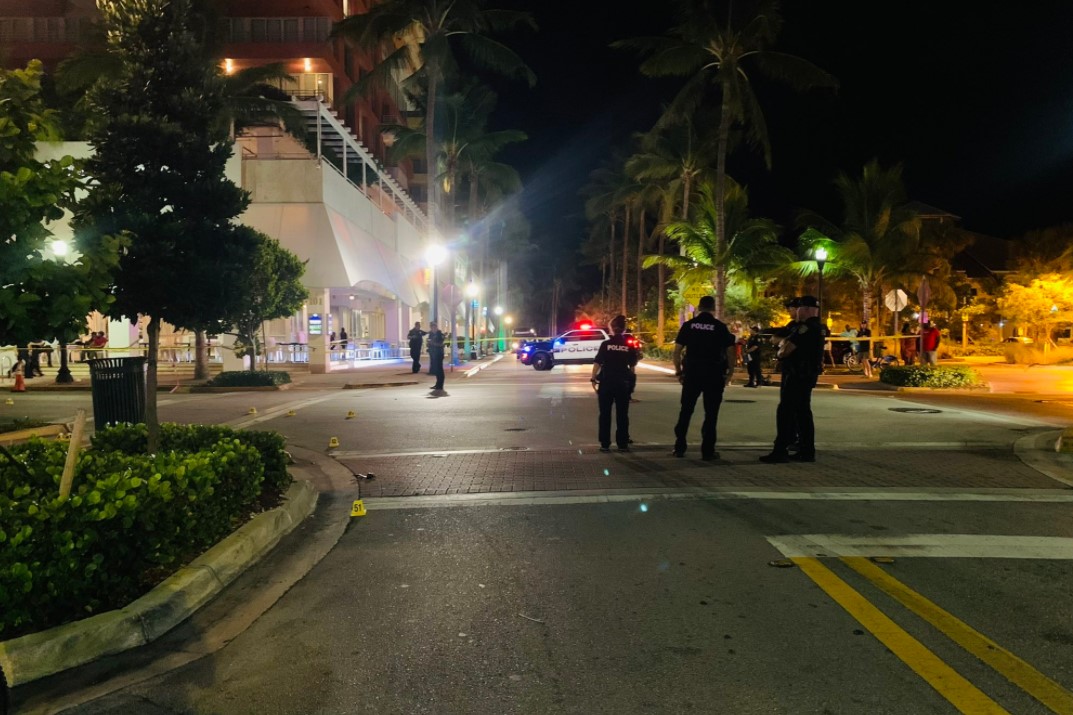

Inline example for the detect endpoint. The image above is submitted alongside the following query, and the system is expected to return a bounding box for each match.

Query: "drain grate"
[503,427,529,432]
[889,407,942,414]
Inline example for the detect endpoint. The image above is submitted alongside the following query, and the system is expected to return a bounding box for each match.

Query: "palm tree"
[647,180,792,306]
[796,160,921,327]
[616,0,836,318]
[627,120,719,333]
[332,0,535,234]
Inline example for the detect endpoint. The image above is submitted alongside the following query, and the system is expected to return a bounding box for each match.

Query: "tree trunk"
[425,66,440,235]
[636,208,645,328]
[146,315,161,454]
[621,202,630,316]
[713,90,731,321]
[194,329,209,380]
[678,173,692,326]
[608,217,617,306]
[657,230,666,345]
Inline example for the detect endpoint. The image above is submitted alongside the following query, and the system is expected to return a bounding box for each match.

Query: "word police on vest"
[692,323,717,331]
[607,344,632,352]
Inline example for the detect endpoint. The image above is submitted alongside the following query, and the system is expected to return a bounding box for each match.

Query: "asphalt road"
[9,358,1073,714]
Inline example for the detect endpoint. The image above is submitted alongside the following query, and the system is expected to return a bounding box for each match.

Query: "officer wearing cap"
[672,295,736,460]
[760,295,825,463]
[591,315,638,453]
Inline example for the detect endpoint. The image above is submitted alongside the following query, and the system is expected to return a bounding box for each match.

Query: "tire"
[843,352,859,368]
[532,353,551,371]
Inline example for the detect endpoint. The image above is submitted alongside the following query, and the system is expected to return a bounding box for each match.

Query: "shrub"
[0,435,264,638]
[91,423,292,494]
[205,370,291,387]
[642,344,675,362]
[879,365,982,388]
[1002,344,1073,365]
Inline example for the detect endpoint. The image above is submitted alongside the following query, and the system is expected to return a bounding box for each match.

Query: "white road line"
[767,534,1073,559]
[362,487,1073,510]
[464,354,504,377]
[226,393,341,429]
[636,362,676,375]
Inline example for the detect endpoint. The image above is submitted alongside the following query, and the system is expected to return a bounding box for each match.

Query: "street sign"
[683,285,708,306]
[917,276,931,309]
[884,288,908,312]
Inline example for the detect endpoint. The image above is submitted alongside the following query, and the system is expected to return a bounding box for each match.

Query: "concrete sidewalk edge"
[0,479,318,688]
[1014,430,1073,488]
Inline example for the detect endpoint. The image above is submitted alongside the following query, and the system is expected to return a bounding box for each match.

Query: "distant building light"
[224,58,234,74]
[304,58,313,72]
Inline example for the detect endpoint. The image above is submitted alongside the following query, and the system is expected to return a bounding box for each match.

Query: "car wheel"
[532,353,551,371]
[843,352,858,368]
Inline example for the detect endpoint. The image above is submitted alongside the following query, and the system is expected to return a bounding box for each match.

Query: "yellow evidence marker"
[351,499,366,517]
[285,410,296,417]
[328,436,340,449]
[247,407,257,415]
[345,410,356,419]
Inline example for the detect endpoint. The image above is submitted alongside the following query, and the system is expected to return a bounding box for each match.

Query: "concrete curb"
[0,479,318,687]
[1014,430,1073,488]
[343,381,419,389]
[0,424,68,446]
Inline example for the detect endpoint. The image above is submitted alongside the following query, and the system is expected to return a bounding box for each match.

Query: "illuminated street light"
[51,239,68,257]
[494,305,503,316]
[465,282,480,359]
[814,247,827,321]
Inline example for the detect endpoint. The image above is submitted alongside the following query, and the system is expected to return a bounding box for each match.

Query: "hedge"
[205,370,291,387]
[90,423,292,494]
[0,423,290,638]
[879,365,982,388]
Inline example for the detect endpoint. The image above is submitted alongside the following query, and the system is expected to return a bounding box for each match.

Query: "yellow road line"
[792,557,1009,715]
[843,556,1073,714]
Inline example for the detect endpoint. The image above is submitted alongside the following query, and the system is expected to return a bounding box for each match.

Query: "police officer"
[744,324,766,387]
[672,295,737,460]
[591,315,638,453]
[760,295,825,463]
[407,321,427,373]
[427,321,446,392]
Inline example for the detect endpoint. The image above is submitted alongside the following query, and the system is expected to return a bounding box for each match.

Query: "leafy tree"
[221,230,309,367]
[0,61,123,374]
[616,0,836,318]
[797,160,922,326]
[73,0,254,452]
[646,179,792,307]
[332,0,536,235]
[997,275,1073,344]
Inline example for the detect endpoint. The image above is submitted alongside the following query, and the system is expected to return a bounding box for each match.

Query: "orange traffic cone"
[12,372,26,392]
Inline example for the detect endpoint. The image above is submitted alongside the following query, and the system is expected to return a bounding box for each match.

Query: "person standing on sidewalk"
[591,315,638,453]
[407,322,427,374]
[921,322,941,365]
[744,325,765,387]
[427,321,446,391]
[760,296,825,464]
[672,295,737,461]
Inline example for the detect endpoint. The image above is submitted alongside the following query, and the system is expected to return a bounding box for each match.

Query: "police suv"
[519,323,642,371]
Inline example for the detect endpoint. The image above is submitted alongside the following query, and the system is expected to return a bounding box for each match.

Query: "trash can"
[87,357,147,430]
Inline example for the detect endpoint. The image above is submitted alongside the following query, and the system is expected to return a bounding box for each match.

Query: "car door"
[552,331,582,362]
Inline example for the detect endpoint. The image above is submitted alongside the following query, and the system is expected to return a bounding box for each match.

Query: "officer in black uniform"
[407,322,427,373]
[427,321,446,391]
[744,324,766,387]
[760,295,825,463]
[672,295,737,460]
[591,315,638,453]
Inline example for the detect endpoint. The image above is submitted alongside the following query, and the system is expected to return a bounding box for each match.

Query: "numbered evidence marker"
[351,499,367,517]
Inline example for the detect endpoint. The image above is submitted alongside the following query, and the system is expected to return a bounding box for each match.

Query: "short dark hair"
[698,296,715,310]
[610,315,627,333]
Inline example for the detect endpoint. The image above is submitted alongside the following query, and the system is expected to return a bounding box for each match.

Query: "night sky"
[487,0,1073,291]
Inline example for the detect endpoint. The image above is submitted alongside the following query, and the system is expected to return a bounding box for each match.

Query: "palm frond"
[457,34,536,87]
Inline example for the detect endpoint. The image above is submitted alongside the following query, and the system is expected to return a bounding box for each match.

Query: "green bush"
[1002,344,1073,365]
[947,343,1007,357]
[642,344,675,361]
[0,435,264,638]
[879,365,982,388]
[91,423,292,494]
[205,370,291,387]
[0,417,50,434]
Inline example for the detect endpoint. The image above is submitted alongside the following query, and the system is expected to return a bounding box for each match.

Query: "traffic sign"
[683,285,709,306]
[884,288,908,312]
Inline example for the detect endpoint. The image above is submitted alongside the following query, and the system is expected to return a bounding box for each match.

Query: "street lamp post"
[494,305,504,352]
[814,247,828,322]
[465,281,479,360]
[425,243,447,327]
[49,239,75,384]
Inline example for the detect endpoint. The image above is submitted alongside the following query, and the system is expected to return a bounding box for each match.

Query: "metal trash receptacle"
[87,357,147,430]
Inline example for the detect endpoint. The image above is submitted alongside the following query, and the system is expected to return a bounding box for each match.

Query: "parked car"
[1003,336,1034,344]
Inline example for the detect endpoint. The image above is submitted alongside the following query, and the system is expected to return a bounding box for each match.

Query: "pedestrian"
[427,321,446,391]
[857,322,873,378]
[591,315,639,453]
[744,324,765,387]
[900,323,917,365]
[407,321,427,374]
[921,322,941,365]
[760,296,825,463]
[29,339,53,368]
[672,295,737,461]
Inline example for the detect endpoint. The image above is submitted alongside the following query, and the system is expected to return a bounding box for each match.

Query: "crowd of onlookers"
[3,332,109,379]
